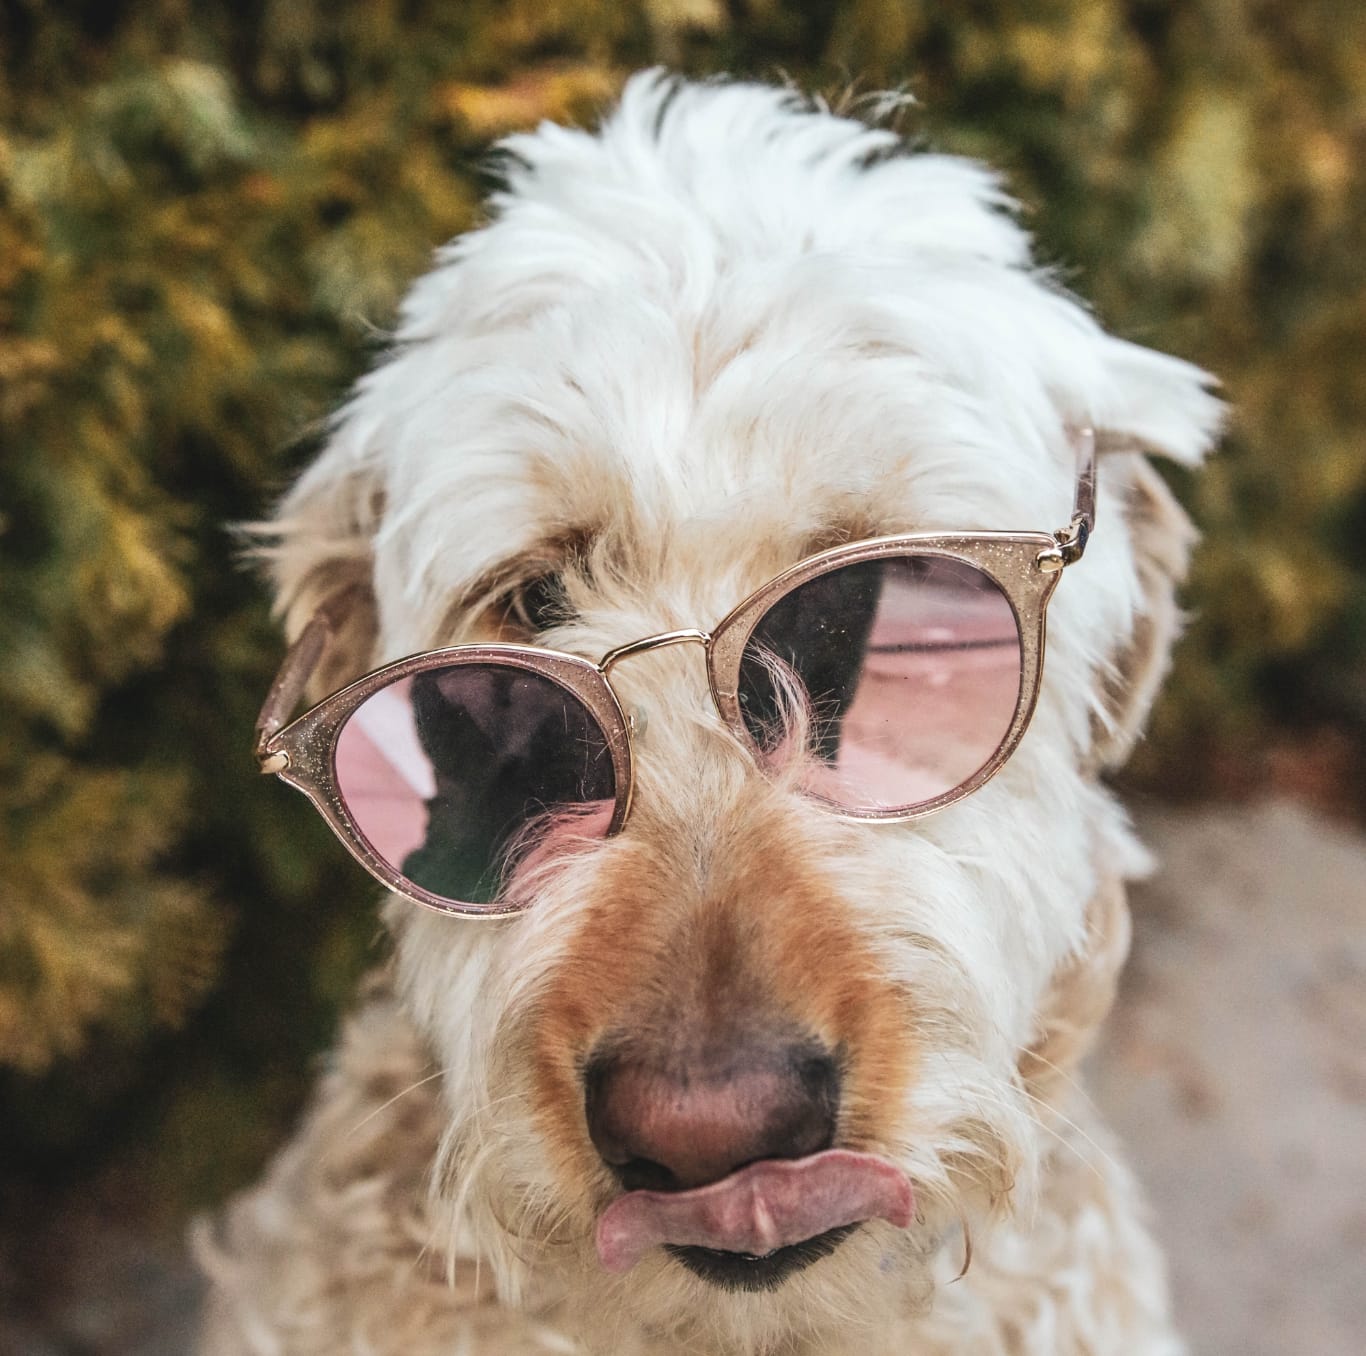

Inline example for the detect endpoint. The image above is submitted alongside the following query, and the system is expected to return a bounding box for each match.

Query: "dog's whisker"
[436,1107,588,1262]
[951,1210,974,1282]
[954,1075,1119,1189]
[1021,1045,1102,1111]
[346,1066,445,1138]
[1015,1083,1126,1180]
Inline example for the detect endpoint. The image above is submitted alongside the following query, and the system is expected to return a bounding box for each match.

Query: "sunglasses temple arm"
[1043,426,1096,571]
[1073,425,1097,540]
[254,587,361,767]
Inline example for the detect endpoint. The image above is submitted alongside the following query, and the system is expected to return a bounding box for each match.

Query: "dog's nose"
[585,1040,840,1192]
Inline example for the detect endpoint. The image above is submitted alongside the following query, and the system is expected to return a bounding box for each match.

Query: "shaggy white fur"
[200,72,1222,1355]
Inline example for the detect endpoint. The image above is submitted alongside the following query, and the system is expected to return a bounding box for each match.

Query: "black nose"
[585,1038,840,1192]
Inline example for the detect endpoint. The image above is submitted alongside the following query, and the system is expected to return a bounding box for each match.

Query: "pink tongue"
[595,1150,913,1274]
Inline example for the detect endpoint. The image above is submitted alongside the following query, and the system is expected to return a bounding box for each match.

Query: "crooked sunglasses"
[256,430,1096,916]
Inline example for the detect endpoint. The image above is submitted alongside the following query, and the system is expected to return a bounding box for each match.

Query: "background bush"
[2,0,1363,1236]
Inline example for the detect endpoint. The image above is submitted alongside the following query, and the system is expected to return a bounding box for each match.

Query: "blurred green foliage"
[1,0,1363,1210]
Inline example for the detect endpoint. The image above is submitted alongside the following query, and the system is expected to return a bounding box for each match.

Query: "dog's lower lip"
[666,1224,858,1291]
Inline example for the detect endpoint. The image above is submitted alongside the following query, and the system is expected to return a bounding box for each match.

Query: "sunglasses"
[256,431,1096,917]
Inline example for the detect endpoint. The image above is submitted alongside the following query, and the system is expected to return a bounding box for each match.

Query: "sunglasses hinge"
[259,749,290,775]
[1037,514,1090,573]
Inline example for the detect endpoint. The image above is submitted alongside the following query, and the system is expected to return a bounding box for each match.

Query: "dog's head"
[261,74,1219,1352]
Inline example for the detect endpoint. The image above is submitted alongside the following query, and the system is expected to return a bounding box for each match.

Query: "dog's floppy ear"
[1020,873,1131,1106]
[1087,338,1223,771]
[259,441,383,701]
[1088,450,1198,771]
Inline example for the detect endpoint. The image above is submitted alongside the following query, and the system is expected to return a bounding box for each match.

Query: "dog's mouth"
[664,1224,859,1292]
[595,1150,913,1284]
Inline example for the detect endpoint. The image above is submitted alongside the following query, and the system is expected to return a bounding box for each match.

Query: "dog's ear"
[1019,874,1130,1107]
[1086,338,1223,771]
[258,441,383,701]
[1093,336,1222,469]
[1088,451,1198,771]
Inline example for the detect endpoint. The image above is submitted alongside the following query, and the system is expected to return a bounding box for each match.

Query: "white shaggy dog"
[198,72,1221,1356]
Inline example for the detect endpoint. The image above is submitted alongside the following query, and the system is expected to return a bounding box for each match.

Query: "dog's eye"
[504,572,567,634]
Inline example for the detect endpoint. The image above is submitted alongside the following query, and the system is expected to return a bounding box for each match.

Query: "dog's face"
[266,75,1218,1353]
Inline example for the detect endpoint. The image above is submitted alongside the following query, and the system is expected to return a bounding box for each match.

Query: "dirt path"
[1093,799,1366,1356]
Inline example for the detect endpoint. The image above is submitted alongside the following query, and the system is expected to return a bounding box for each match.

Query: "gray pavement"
[1094,799,1366,1356]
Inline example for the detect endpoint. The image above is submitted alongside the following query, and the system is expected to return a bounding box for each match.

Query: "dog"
[197,72,1221,1355]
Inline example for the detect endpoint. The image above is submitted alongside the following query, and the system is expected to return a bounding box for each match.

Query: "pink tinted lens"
[333,663,616,907]
[738,556,1022,811]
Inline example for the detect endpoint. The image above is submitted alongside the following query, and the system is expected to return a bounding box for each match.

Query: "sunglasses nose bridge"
[597,630,728,770]
[598,628,712,677]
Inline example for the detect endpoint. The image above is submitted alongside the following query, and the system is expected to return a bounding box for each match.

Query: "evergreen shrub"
[1,0,1361,1207]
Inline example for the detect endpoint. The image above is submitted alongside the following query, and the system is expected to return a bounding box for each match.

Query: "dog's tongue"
[595,1150,913,1274]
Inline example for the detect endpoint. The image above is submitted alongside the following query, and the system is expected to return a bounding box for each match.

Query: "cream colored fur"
[201,72,1221,1355]
[195,936,1178,1356]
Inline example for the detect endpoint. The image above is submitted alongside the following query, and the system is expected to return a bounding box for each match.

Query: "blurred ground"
[3,797,1362,1354]
[1092,798,1366,1356]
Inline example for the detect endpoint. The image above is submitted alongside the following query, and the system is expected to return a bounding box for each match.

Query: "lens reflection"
[739,556,1022,810]
[334,664,616,906]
